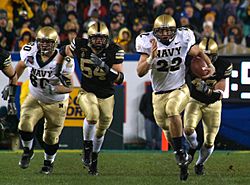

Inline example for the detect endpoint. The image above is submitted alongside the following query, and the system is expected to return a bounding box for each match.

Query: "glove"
[1,85,9,100]
[55,63,63,77]
[44,81,56,95]
[58,74,71,87]
[194,80,209,94]
[90,53,109,73]
[7,96,17,115]
[1,85,17,115]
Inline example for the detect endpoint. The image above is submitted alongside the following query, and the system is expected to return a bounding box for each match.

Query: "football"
[190,56,209,78]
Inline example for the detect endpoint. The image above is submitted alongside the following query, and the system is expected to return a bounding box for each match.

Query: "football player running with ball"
[15,26,75,174]
[184,38,232,176]
[135,14,215,181]
[56,21,124,175]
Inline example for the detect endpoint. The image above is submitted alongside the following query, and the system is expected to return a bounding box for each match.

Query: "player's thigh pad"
[184,98,203,130]
[77,89,99,121]
[202,100,222,146]
[96,95,115,138]
[166,84,190,116]
[18,94,44,132]
[43,98,69,145]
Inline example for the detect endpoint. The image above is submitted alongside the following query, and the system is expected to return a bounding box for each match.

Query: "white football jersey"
[20,42,75,103]
[136,28,196,92]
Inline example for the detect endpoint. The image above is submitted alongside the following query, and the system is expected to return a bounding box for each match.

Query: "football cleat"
[88,152,98,176]
[188,147,197,164]
[40,160,54,175]
[174,149,191,166]
[82,140,93,168]
[195,164,205,175]
[19,147,34,169]
[180,164,189,181]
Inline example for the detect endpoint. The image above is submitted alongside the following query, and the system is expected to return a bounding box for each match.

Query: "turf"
[0,150,249,185]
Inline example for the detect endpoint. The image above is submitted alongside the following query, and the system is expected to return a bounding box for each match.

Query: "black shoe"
[82,140,93,168]
[195,164,204,175]
[188,147,197,164]
[180,164,189,181]
[175,149,191,166]
[19,147,34,169]
[88,152,98,176]
[40,160,54,175]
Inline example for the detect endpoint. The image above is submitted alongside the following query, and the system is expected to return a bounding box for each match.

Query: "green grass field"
[0,150,249,185]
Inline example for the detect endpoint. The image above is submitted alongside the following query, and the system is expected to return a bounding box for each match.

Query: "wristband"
[214,89,224,96]
[146,56,153,65]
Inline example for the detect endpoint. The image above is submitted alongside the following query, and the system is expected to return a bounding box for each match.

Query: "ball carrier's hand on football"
[200,53,215,79]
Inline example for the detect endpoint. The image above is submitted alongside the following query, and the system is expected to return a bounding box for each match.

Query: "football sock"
[172,136,183,151]
[93,136,104,153]
[196,145,214,165]
[44,152,57,163]
[184,131,198,149]
[83,119,95,140]
[21,139,34,150]
[19,130,34,150]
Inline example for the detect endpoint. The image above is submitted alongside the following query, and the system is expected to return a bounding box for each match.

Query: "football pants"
[18,94,68,145]
[184,97,222,146]
[77,89,114,138]
[152,84,190,131]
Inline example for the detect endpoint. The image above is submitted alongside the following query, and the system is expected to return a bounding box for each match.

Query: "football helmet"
[153,14,176,45]
[199,37,218,63]
[36,26,59,56]
[87,22,109,50]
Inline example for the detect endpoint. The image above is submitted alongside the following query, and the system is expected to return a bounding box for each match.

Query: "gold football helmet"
[87,21,109,50]
[153,14,176,45]
[36,26,59,56]
[199,37,218,63]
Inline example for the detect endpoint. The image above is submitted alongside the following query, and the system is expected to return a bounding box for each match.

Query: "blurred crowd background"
[0,0,250,53]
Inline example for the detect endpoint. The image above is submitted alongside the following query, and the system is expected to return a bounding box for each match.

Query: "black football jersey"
[186,56,233,104]
[70,38,124,98]
[0,48,11,70]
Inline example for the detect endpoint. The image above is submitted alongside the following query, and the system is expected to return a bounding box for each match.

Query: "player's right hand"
[202,63,215,79]
[150,39,158,59]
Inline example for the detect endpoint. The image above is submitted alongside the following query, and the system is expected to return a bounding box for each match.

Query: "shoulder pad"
[178,27,196,45]
[20,42,37,61]
[135,32,153,55]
